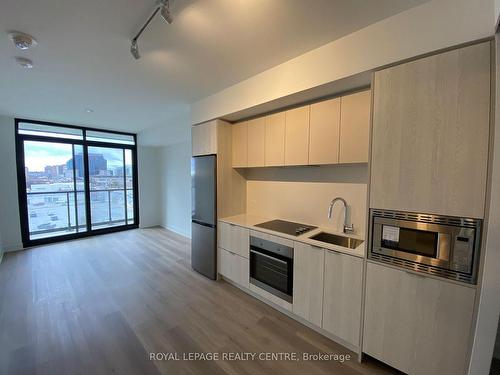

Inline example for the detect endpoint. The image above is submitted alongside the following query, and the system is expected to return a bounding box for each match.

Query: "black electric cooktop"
[254,219,317,236]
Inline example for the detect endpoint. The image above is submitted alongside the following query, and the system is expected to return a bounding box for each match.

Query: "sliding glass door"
[88,146,135,229]
[16,120,138,247]
[23,141,87,239]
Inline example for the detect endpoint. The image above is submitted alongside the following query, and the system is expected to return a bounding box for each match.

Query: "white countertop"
[219,214,366,258]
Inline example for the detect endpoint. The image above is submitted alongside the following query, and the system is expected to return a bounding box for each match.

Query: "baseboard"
[161,225,191,239]
[3,243,24,253]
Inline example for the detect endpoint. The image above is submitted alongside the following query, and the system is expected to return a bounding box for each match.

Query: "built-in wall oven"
[249,236,293,303]
[369,209,482,284]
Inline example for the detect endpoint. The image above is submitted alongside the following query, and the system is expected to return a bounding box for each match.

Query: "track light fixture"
[130,0,173,60]
[160,0,173,24]
[130,39,140,60]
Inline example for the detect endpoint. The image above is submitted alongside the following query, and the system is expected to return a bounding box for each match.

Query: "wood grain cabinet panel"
[265,112,286,166]
[309,98,341,165]
[219,247,249,288]
[218,222,249,258]
[247,117,266,167]
[322,251,363,347]
[363,263,418,373]
[410,273,476,375]
[370,42,490,218]
[192,121,217,156]
[285,106,310,166]
[363,262,476,375]
[292,243,324,327]
[232,122,248,167]
[339,90,371,163]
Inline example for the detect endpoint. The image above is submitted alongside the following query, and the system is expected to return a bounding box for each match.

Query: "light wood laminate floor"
[0,227,399,375]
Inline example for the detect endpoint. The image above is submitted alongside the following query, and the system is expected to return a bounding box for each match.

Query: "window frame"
[15,118,140,247]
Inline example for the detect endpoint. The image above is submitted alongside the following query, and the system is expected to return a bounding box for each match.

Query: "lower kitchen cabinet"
[322,251,363,347]
[218,222,250,258]
[219,247,249,288]
[363,262,476,375]
[293,243,325,327]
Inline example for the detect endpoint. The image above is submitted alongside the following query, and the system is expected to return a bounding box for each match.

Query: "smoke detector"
[8,31,37,50]
[15,57,34,69]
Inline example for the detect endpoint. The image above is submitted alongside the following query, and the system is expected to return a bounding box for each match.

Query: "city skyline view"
[24,141,128,172]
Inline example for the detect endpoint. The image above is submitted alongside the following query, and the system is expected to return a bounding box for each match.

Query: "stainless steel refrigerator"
[191,155,217,279]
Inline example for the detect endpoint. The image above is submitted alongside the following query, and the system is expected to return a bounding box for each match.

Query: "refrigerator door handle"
[192,219,216,229]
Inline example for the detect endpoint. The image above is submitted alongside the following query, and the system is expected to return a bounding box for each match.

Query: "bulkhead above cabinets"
[231,89,371,168]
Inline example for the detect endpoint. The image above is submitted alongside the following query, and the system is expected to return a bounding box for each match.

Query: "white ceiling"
[0,0,427,137]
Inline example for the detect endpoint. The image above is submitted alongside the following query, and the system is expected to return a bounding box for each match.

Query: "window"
[15,120,138,246]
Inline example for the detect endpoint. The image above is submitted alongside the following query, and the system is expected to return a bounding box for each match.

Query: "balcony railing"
[27,189,134,238]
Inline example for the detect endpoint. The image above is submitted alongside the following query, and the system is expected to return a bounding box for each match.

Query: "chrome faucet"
[328,197,354,234]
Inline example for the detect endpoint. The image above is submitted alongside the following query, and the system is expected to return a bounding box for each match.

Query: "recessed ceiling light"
[15,57,34,69]
[8,31,37,50]
[85,108,94,113]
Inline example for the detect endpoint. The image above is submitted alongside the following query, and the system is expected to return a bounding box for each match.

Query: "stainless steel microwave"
[369,209,482,284]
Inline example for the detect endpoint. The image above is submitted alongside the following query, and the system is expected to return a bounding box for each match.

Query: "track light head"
[130,39,140,60]
[160,0,173,24]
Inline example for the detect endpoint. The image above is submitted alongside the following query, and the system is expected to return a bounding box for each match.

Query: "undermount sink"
[309,232,364,249]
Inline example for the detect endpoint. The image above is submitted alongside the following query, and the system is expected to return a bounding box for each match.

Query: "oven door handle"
[250,249,289,265]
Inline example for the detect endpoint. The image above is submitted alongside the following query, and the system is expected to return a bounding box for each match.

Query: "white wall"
[0,116,23,252]
[0,231,3,263]
[191,0,495,124]
[158,140,192,238]
[468,34,500,375]
[137,146,162,228]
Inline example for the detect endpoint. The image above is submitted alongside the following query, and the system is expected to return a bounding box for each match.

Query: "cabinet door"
[192,121,217,156]
[309,98,340,165]
[285,106,310,166]
[370,42,490,218]
[322,251,363,347]
[247,117,266,167]
[364,262,476,375]
[339,90,371,163]
[219,248,249,288]
[363,262,417,373]
[292,243,324,327]
[218,222,249,258]
[265,112,286,166]
[411,276,476,375]
[232,122,248,167]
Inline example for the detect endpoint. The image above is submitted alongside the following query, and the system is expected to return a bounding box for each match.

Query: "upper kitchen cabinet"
[192,121,217,156]
[285,106,310,166]
[232,122,248,167]
[309,98,341,165]
[339,90,371,164]
[247,117,266,167]
[265,112,286,166]
[370,42,491,218]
